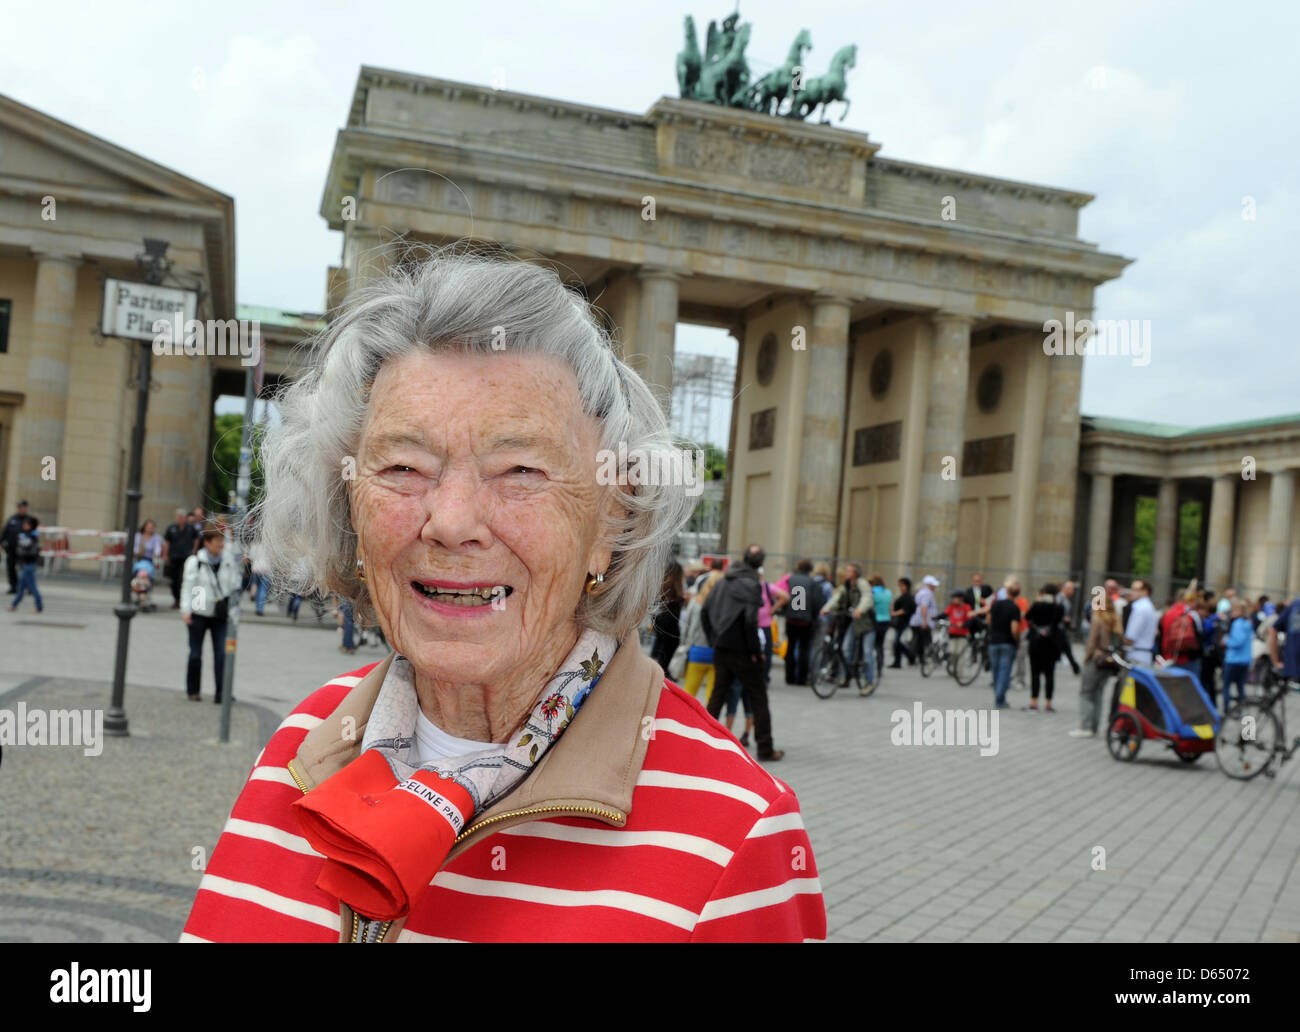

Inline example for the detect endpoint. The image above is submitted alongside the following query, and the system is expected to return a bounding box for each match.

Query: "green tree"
[1175,500,1202,579]
[703,442,726,481]
[206,413,265,514]
[1131,496,1155,576]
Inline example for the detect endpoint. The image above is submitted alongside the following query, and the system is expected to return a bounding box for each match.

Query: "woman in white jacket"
[180,528,241,702]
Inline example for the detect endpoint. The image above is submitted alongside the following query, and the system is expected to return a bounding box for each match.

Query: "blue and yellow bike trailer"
[1107,665,1221,764]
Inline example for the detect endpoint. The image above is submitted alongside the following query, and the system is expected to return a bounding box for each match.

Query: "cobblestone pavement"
[3,575,1298,942]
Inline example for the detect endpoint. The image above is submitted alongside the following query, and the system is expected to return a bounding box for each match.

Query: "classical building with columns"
[1078,414,1300,601]
[6,73,1297,601]
[320,67,1132,589]
[0,94,314,541]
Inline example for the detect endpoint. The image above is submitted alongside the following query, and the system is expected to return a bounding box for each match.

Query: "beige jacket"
[286,629,664,942]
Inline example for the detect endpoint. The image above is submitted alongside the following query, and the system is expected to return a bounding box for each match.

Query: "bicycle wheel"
[1107,711,1142,761]
[920,643,936,678]
[810,640,842,699]
[954,640,983,686]
[1215,700,1280,780]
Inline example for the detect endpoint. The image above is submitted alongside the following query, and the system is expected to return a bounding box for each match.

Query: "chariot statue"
[675,11,855,122]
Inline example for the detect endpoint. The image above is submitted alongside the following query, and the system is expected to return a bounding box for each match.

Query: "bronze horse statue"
[788,43,856,122]
[676,15,702,99]
[696,21,752,107]
[748,28,813,116]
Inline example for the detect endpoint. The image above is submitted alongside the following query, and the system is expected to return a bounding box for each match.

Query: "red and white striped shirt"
[183,663,826,942]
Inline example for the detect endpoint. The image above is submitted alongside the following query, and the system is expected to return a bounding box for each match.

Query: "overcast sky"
[4,0,1296,428]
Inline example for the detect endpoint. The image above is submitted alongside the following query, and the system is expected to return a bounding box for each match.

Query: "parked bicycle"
[919,619,952,678]
[810,612,877,699]
[953,624,989,686]
[1216,667,1300,780]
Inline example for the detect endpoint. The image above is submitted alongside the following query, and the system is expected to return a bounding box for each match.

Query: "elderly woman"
[182,253,824,943]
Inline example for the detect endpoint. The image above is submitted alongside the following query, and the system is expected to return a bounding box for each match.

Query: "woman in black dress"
[1026,583,1065,712]
[649,560,687,672]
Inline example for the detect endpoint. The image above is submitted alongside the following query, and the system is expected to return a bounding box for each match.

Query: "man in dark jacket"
[2,499,30,594]
[701,544,784,761]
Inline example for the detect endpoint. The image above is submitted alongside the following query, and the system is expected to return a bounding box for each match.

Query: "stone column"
[1011,344,1048,576]
[717,322,744,555]
[794,294,851,558]
[1029,350,1085,578]
[343,225,389,297]
[19,251,81,521]
[634,266,679,413]
[1265,468,1296,596]
[1205,474,1237,591]
[915,311,973,574]
[1151,477,1179,601]
[1110,480,1136,577]
[1085,472,1113,586]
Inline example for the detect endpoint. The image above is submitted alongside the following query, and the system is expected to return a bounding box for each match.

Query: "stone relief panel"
[852,421,903,466]
[378,169,431,206]
[749,407,777,450]
[962,434,1016,476]
[672,129,852,194]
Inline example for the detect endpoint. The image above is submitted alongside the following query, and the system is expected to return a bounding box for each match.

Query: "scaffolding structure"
[670,352,735,559]
[671,352,734,450]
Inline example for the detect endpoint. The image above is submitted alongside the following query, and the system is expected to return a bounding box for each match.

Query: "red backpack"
[1161,603,1200,661]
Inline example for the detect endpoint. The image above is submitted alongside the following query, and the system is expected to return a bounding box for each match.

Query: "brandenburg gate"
[321,65,1130,583]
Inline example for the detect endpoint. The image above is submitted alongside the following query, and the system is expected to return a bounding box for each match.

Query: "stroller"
[1106,653,1221,764]
[130,557,158,612]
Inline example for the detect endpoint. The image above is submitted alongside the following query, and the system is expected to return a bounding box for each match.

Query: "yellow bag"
[772,621,788,659]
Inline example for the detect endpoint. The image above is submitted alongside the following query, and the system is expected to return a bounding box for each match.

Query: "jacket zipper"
[452,804,624,845]
[288,761,622,942]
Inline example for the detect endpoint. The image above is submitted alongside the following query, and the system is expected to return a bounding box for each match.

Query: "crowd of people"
[644,549,1298,755]
[8,492,1296,741]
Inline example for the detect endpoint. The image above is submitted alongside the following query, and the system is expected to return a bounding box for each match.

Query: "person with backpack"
[779,558,817,686]
[180,528,241,703]
[6,515,43,613]
[702,544,784,761]
[1159,584,1203,674]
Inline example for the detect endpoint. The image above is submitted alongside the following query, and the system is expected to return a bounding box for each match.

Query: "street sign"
[101,278,198,342]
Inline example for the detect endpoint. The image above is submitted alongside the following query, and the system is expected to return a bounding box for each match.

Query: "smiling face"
[349,350,618,692]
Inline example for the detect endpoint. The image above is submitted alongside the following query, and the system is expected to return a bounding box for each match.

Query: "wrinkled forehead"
[362,350,598,456]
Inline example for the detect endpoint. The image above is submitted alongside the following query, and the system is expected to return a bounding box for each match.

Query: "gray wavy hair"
[251,247,697,641]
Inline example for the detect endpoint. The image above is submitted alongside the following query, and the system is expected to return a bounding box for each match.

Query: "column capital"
[638,264,686,283]
[810,291,853,310]
[931,309,976,329]
[31,248,82,266]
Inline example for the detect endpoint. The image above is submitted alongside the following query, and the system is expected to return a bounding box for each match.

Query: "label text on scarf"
[396,778,467,833]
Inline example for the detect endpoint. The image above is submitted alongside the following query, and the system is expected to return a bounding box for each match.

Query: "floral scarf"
[293,628,618,922]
